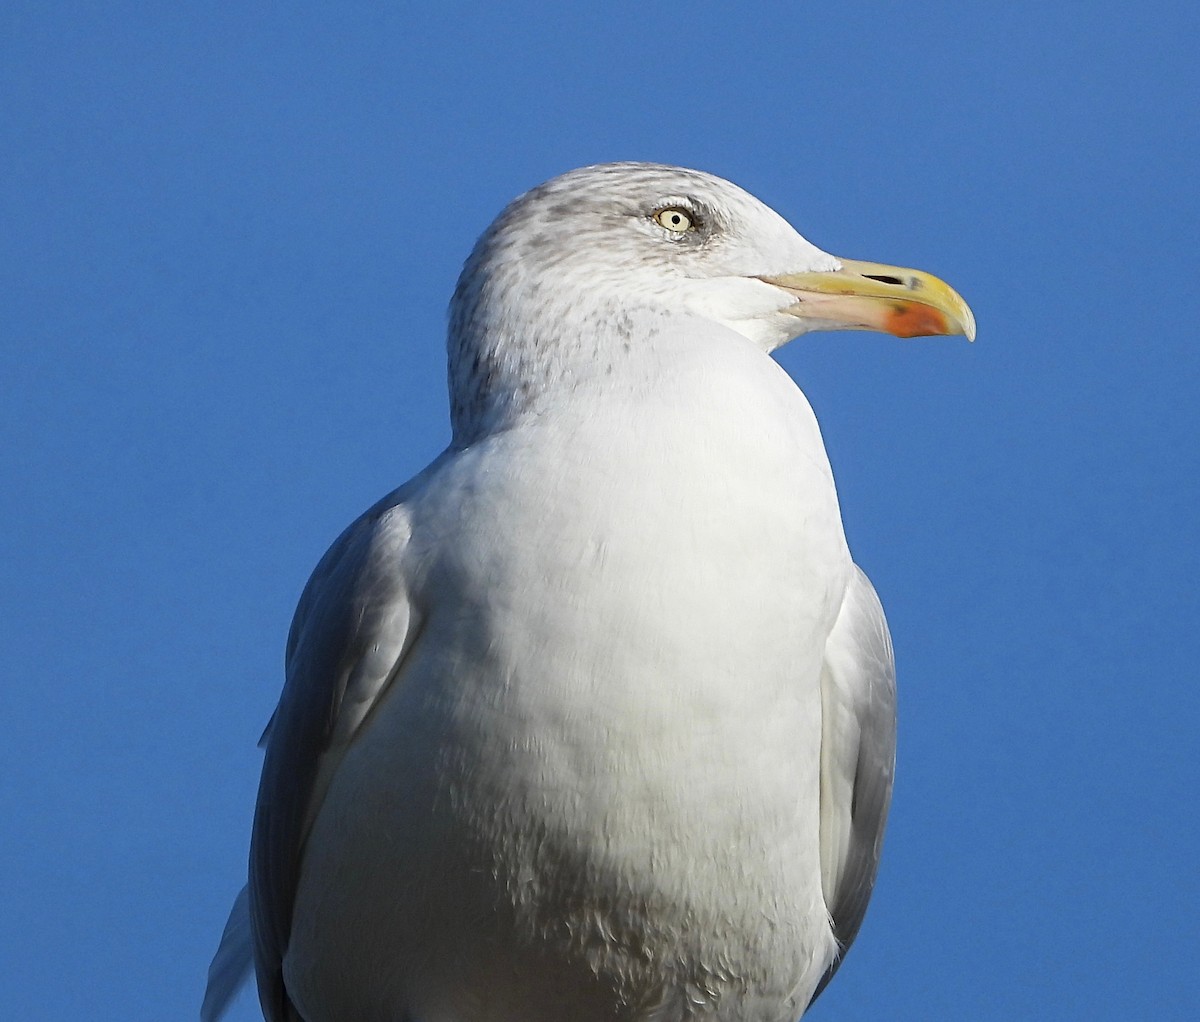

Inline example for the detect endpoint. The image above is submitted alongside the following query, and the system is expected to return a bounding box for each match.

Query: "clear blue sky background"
[3,3,1197,1019]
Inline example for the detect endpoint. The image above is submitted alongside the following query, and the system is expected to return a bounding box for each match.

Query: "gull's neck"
[447,287,695,446]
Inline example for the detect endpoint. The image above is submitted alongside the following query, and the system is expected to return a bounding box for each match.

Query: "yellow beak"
[760,258,976,341]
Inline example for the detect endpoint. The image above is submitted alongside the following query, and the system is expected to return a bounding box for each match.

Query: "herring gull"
[203,162,974,1022]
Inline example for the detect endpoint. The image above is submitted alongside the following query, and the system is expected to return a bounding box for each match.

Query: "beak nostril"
[862,274,905,286]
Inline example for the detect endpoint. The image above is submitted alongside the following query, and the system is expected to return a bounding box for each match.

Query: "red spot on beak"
[886,303,952,338]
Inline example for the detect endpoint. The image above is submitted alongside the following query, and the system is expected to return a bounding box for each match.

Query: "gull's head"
[448,162,974,440]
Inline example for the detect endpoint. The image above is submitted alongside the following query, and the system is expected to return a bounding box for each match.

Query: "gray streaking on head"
[202,162,974,1022]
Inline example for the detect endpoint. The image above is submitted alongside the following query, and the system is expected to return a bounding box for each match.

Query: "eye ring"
[652,207,694,233]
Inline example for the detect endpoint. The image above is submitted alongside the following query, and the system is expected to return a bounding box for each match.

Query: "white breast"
[285,331,851,1021]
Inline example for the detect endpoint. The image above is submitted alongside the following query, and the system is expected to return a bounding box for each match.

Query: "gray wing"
[245,494,421,1022]
[201,885,253,1022]
[807,564,897,1007]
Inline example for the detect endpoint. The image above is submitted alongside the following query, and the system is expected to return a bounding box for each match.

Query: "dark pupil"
[670,213,681,225]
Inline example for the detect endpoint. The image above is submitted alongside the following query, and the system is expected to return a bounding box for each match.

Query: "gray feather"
[808,564,897,1006]
[201,885,253,1022]
[248,487,422,1022]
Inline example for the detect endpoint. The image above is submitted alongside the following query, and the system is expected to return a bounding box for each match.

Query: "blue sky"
[3,3,1197,1019]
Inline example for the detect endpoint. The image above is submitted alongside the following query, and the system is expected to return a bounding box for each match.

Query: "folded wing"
[200,488,422,1022]
[809,564,897,1006]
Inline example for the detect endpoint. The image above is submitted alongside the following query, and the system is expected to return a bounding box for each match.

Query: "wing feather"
[247,494,420,1022]
[200,885,253,1022]
[808,564,897,1006]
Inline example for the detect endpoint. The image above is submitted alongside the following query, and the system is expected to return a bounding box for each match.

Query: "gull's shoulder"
[249,448,460,1022]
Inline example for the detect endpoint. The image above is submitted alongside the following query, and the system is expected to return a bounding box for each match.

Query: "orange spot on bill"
[885,302,951,338]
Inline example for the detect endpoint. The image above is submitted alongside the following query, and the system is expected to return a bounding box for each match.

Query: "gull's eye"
[653,207,693,233]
